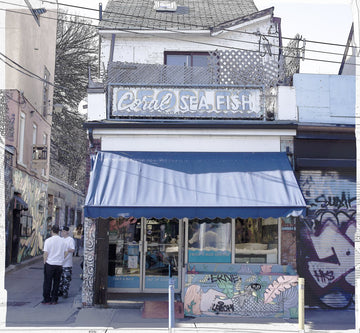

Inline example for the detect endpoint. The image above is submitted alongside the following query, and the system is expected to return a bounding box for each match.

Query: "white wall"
[94,128,296,153]
[277,86,297,121]
[100,17,277,70]
[293,74,355,125]
[88,92,107,121]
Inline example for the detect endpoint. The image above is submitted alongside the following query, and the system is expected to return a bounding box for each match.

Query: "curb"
[5,255,43,275]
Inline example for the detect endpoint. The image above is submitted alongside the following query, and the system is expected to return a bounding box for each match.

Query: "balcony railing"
[32,145,48,162]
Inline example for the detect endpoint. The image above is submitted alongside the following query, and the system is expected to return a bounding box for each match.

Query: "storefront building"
[83,0,307,318]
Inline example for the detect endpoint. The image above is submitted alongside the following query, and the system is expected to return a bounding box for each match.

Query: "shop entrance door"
[143,218,181,291]
[108,217,182,292]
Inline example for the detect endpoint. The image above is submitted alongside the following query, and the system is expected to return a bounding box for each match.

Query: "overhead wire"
[0,51,69,90]
[1,0,356,57]
[40,0,358,49]
[0,4,357,68]
[0,0,358,70]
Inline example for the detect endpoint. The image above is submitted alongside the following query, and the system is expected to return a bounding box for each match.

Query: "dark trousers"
[43,263,62,303]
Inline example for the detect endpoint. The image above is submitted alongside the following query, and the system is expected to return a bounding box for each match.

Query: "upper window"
[32,124,37,145]
[165,52,209,67]
[42,67,50,117]
[18,112,26,165]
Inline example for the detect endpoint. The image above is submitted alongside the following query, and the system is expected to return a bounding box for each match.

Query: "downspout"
[109,33,115,63]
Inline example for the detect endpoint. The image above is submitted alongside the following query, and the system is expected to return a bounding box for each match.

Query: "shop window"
[18,112,26,165]
[20,215,33,237]
[76,210,82,226]
[70,208,75,226]
[188,218,232,263]
[55,207,60,225]
[235,217,278,264]
[108,217,142,277]
[64,206,68,226]
[42,67,50,117]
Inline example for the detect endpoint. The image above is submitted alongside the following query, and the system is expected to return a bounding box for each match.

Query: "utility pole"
[353,1,360,332]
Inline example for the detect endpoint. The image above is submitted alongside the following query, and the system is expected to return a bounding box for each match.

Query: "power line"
[3,0,352,56]
[0,51,68,90]
[0,0,355,59]
[1,5,358,68]
[1,2,359,71]
[42,0,358,49]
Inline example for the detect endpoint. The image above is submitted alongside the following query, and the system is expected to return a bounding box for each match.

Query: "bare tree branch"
[51,11,97,192]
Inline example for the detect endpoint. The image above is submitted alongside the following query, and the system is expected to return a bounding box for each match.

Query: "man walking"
[58,226,75,298]
[42,225,67,305]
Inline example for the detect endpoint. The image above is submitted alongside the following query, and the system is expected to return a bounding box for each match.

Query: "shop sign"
[111,87,262,118]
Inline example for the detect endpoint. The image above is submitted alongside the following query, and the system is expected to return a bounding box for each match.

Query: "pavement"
[1,255,356,333]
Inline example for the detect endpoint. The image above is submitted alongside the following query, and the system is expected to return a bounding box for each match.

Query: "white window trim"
[32,123,37,145]
[18,112,26,165]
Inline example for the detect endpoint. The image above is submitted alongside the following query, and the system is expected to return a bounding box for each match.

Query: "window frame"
[185,217,282,265]
[164,51,211,67]
[18,112,26,165]
[42,67,50,117]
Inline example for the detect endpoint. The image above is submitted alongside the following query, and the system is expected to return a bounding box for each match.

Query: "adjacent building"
[1,0,84,266]
[294,22,356,309]
[1,1,57,266]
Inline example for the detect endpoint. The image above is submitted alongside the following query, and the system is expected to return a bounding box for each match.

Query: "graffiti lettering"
[211,301,234,312]
[313,270,335,283]
[315,192,355,209]
[210,274,239,284]
[298,171,356,309]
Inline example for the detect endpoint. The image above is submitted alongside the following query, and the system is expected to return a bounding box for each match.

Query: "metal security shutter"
[296,169,355,309]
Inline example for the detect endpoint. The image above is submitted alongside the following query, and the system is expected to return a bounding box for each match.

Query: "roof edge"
[211,7,274,33]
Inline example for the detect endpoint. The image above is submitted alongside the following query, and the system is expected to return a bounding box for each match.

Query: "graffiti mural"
[11,169,47,262]
[297,170,356,309]
[184,264,298,318]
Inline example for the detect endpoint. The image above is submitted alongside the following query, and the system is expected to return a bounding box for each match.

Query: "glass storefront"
[107,216,281,292]
[187,217,279,264]
[234,217,278,264]
[188,218,232,263]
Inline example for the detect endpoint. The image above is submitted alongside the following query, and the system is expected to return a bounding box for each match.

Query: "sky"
[63,0,354,75]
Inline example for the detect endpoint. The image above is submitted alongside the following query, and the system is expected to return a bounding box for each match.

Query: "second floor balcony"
[88,48,305,123]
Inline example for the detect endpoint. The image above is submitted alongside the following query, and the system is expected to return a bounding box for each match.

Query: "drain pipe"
[168,264,175,331]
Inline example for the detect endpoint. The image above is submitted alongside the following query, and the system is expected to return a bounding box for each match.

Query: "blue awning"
[84,151,306,219]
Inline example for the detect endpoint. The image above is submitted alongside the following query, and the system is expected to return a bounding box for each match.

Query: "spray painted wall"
[184,263,298,318]
[12,169,47,262]
[297,170,355,309]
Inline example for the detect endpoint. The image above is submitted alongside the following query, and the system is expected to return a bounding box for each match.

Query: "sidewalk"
[2,256,356,333]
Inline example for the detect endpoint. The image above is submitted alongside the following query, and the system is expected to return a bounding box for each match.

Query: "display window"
[234,217,278,263]
[188,218,232,263]
[187,217,279,264]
